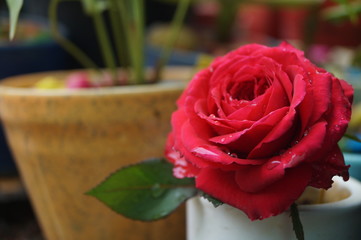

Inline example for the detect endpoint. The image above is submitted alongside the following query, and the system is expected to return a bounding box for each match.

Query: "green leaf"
[326,0,359,23]
[201,192,223,208]
[87,158,197,221]
[290,203,305,240]
[5,0,24,40]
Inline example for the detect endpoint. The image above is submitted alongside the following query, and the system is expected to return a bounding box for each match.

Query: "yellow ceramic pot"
[0,67,194,240]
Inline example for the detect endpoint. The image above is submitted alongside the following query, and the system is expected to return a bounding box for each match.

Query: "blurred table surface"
[0,176,44,240]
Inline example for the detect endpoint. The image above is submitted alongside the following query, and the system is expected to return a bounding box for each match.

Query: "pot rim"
[0,66,193,97]
[298,176,361,211]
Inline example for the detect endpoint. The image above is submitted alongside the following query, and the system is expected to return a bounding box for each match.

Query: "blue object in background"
[145,45,199,67]
[344,153,361,181]
[342,133,361,153]
[0,41,70,79]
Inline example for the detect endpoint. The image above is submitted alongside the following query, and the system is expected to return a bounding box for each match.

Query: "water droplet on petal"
[191,146,219,157]
[229,153,238,158]
[303,129,309,137]
[266,160,281,170]
[220,147,231,155]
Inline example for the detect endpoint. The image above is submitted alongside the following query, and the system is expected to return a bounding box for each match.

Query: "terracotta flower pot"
[187,177,361,240]
[0,67,193,240]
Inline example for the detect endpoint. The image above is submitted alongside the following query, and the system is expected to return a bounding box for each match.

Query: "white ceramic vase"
[187,177,361,240]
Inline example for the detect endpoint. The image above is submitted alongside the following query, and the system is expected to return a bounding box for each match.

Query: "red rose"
[165,43,353,220]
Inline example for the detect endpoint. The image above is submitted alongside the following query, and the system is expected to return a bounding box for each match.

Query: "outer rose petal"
[165,133,199,178]
[339,79,354,103]
[196,164,312,220]
[310,146,349,189]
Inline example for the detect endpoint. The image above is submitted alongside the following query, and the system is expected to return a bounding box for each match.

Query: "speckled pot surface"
[0,67,194,240]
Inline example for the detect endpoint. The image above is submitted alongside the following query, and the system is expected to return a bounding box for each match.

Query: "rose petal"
[310,146,349,189]
[234,121,327,193]
[248,74,306,158]
[210,107,289,154]
[181,120,265,166]
[165,133,200,178]
[196,164,312,220]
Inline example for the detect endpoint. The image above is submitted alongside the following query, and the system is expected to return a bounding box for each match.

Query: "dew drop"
[151,183,165,198]
[192,146,219,157]
[220,147,231,155]
[266,160,281,170]
[229,153,238,158]
[220,138,226,143]
[209,114,216,118]
[303,129,309,137]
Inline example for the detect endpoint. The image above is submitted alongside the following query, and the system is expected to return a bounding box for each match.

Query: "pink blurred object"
[91,71,116,87]
[65,72,93,89]
[307,44,330,65]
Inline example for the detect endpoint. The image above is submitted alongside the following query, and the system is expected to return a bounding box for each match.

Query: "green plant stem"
[152,0,191,83]
[116,0,144,84]
[48,0,99,70]
[303,4,321,53]
[290,203,305,240]
[216,0,240,43]
[109,0,129,68]
[92,7,118,80]
[132,0,145,85]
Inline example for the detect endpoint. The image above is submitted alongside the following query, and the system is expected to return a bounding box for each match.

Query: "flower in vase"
[165,42,353,220]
